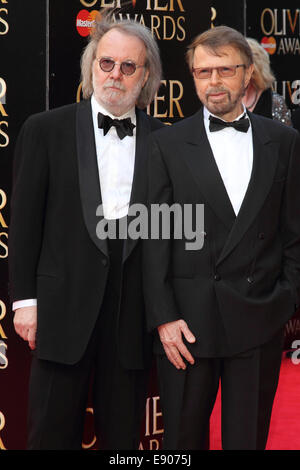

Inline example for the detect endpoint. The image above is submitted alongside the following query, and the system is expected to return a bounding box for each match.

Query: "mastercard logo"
[260,36,277,55]
[76,9,100,37]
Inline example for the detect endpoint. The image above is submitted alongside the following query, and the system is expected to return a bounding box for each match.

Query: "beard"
[93,75,145,116]
[201,83,247,119]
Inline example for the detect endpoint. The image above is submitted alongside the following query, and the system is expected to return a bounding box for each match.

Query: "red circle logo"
[261,36,277,55]
[76,10,100,37]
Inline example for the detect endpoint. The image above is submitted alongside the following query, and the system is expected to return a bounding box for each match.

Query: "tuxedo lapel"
[217,112,280,265]
[76,99,108,257]
[122,109,150,263]
[183,110,236,231]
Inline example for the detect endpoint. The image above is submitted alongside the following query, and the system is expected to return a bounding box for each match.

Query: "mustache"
[206,87,229,96]
[103,80,126,91]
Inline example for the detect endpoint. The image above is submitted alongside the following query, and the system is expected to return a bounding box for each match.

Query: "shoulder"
[15,103,82,155]
[149,115,165,132]
[137,109,165,131]
[23,102,80,131]
[151,110,203,141]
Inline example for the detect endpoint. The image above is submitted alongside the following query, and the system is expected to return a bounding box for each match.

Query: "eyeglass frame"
[192,64,246,79]
[96,57,146,76]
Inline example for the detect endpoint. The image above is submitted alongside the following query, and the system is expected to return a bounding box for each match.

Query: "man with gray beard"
[9,12,163,450]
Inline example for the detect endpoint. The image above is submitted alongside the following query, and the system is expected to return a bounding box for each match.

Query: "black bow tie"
[98,112,135,140]
[209,114,250,133]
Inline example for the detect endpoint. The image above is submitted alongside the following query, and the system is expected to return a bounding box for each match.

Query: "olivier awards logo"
[260,8,300,55]
[260,8,300,107]
[77,0,186,41]
[112,0,186,42]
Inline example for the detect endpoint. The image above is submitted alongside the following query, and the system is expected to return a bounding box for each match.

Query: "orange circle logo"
[261,36,277,55]
[76,10,100,37]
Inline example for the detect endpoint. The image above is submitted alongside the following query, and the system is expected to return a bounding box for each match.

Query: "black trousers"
[157,328,284,450]
[27,237,147,450]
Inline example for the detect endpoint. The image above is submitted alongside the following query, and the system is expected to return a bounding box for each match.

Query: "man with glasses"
[9,12,163,450]
[144,26,300,449]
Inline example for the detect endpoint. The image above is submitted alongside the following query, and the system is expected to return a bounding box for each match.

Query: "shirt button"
[247,276,253,283]
[258,232,265,240]
[214,274,221,281]
[102,259,108,267]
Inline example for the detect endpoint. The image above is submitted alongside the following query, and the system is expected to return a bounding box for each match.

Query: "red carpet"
[209,354,300,450]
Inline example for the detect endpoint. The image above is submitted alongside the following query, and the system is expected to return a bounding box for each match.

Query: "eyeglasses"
[97,57,145,76]
[192,64,246,79]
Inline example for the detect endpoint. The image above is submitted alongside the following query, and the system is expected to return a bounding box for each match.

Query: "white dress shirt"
[203,105,253,215]
[91,94,136,220]
[13,95,137,311]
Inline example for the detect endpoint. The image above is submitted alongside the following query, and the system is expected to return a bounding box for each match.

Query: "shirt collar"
[203,104,247,124]
[91,94,136,125]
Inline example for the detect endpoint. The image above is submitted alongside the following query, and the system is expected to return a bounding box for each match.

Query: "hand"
[13,306,37,350]
[158,319,196,370]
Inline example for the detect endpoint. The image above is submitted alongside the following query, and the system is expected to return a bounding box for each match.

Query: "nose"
[209,68,221,86]
[110,63,123,80]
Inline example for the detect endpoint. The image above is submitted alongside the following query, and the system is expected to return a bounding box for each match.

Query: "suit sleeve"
[143,134,180,332]
[9,115,49,302]
[281,129,300,308]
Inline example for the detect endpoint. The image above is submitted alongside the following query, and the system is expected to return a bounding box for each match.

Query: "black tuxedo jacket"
[9,98,163,367]
[144,109,300,357]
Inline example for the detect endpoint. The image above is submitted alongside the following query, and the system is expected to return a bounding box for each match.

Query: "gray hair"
[80,11,162,109]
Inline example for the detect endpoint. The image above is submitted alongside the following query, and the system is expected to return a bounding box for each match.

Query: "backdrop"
[1,0,300,450]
